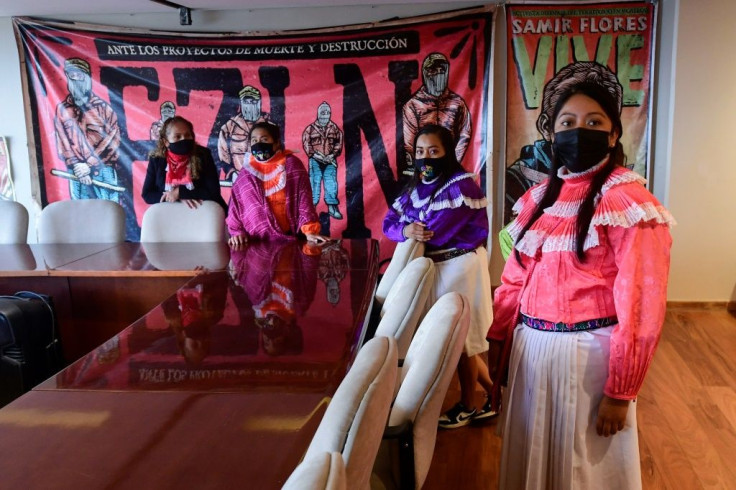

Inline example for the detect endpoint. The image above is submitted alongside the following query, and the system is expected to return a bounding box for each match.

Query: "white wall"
[1,0,734,302]
[666,0,736,302]
[0,16,43,229]
[46,3,483,32]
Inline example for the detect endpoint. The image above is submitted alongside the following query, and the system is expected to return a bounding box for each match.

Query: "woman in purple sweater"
[383,124,496,428]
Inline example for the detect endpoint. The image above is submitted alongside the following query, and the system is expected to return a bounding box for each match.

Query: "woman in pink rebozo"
[487,81,674,489]
[226,121,328,247]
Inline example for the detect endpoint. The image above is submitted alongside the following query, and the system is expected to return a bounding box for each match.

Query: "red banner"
[504,2,655,224]
[14,8,493,250]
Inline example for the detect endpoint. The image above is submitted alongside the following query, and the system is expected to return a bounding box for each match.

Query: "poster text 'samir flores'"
[504,2,655,224]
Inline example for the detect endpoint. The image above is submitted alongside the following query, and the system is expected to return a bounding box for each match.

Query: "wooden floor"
[422,306,736,490]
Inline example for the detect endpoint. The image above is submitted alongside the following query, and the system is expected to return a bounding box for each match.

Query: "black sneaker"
[438,402,476,429]
[473,398,499,421]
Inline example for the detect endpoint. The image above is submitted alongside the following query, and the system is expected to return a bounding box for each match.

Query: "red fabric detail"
[177,286,203,327]
[165,150,193,190]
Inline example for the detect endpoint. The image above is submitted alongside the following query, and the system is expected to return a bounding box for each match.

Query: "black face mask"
[553,128,611,173]
[414,155,450,179]
[167,139,194,156]
[251,142,275,162]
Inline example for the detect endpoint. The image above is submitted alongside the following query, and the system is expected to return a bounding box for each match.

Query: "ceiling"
[0,0,479,17]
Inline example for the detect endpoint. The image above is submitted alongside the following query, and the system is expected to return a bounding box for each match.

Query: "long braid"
[573,143,623,260]
[513,164,563,266]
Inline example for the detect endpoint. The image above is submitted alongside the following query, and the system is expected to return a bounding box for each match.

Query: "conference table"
[0,239,380,489]
[0,241,236,361]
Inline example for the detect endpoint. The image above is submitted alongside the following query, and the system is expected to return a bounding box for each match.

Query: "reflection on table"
[52,242,232,276]
[39,239,378,393]
[1,239,379,489]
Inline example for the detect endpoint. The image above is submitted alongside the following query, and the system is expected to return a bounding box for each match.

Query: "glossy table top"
[0,243,120,277]
[0,239,379,489]
[52,241,233,277]
[0,239,377,277]
[0,390,327,489]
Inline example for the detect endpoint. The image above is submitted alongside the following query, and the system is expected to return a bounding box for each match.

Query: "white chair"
[303,336,398,490]
[373,292,470,490]
[140,201,225,242]
[38,200,125,243]
[0,200,29,244]
[374,257,435,364]
[282,452,347,490]
[374,239,424,305]
[143,241,230,271]
[0,244,35,270]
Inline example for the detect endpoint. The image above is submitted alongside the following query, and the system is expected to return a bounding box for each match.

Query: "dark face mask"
[251,142,275,162]
[167,139,194,156]
[553,128,611,173]
[415,155,449,180]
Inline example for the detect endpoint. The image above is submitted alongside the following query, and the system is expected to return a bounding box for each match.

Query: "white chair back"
[38,200,125,243]
[0,200,29,244]
[282,452,347,490]
[140,201,225,242]
[376,292,470,489]
[374,257,434,363]
[374,239,424,304]
[304,336,398,490]
[143,241,230,271]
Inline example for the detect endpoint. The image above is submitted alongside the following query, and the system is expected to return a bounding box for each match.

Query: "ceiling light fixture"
[149,0,192,26]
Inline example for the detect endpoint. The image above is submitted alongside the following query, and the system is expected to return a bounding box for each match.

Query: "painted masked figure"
[317,241,350,305]
[218,85,269,181]
[150,101,176,140]
[302,101,344,219]
[403,53,472,168]
[54,57,121,201]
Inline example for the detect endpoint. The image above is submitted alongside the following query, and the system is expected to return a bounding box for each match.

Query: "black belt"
[425,248,475,263]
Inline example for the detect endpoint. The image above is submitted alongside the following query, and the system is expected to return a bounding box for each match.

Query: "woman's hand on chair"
[182,199,203,209]
[161,186,180,203]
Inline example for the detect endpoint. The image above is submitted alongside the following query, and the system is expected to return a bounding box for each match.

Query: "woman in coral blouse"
[487,81,674,489]
[226,122,328,246]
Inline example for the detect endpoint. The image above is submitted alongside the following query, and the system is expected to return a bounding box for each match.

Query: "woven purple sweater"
[383,172,489,250]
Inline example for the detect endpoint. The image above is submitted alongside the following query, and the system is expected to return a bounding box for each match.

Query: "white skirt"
[499,324,642,490]
[428,246,493,357]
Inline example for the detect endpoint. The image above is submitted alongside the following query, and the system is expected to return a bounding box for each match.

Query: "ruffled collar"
[509,165,674,257]
[557,157,609,182]
[243,150,293,180]
[242,150,294,197]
